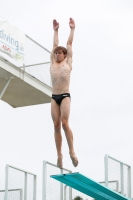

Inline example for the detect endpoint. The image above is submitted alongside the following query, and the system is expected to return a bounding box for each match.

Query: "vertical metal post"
[20,189,23,200]
[64,185,72,200]
[120,163,124,195]
[60,168,63,200]
[68,171,72,200]
[64,185,66,200]
[128,166,131,198]
[19,65,25,80]
[4,165,9,200]
[42,161,47,200]
[69,186,72,200]
[24,172,27,200]
[116,181,119,192]
[0,78,12,99]
[22,64,26,80]
[104,154,108,187]
[33,175,37,200]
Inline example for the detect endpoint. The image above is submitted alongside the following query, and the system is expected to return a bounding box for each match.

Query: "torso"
[50,58,72,94]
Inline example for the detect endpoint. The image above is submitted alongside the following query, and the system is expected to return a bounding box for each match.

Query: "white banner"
[0,17,26,64]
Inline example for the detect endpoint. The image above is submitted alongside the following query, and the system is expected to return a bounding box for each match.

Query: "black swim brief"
[52,93,71,105]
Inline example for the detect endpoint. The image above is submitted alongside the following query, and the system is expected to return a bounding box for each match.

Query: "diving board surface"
[51,172,131,200]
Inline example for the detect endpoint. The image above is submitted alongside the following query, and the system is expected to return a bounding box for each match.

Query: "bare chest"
[50,64,71,78]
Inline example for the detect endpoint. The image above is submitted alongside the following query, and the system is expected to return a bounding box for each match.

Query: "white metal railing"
[4,164,37,200]
[0,34,51,87]
[42,161,72,200]
[64,184,93,200]
[26,35,50,54]
[100,180,119,192]
[64,180,119,200]
[104,154,132,198]
[0,188,23,200]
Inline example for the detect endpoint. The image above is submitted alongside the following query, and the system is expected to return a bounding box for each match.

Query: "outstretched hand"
[53,19,59,31]
[69,18,75,29]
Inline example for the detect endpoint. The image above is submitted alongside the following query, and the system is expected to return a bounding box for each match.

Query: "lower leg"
[60,98,78,167]
[54,130,63,168]
[62,123,78,167]
[65,128,74,154]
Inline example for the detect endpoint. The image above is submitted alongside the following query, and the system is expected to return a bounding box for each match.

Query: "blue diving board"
[51,172,131,200]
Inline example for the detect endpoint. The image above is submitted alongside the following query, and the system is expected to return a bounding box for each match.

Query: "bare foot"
[57,156,63,168]
[70,153,78,167]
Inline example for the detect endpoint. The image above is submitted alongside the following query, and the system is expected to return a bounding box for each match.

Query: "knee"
[62,119,69,130]
[53,121,61,132]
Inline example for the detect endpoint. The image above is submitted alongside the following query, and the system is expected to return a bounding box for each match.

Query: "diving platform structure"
[0,34,52,108]
[51,172,131,200]
[0,156,132,200]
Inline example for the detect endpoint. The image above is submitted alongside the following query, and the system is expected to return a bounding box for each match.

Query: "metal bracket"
[0,77,14,99]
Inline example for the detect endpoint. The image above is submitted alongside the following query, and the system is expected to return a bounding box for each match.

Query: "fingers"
[53,19,59,25]
[69,18,75,25]
[53,18,74,24]
[53,18,75,28]
[53,19,59,30]
[69,18,74,22]
[53,19,58,24]
[69,18,75,28]
[53,19,57,23]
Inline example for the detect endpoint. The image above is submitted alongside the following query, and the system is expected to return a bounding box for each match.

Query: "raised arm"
[50,19,59,63]
[66,18,75,63]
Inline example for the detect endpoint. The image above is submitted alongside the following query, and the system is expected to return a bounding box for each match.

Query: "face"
[54,49,66,63]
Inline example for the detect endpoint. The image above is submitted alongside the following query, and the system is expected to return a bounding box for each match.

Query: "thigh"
[51,99,61,123]
[60,97,71,120]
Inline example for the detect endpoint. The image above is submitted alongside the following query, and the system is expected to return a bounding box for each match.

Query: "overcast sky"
[0,0,133,198]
